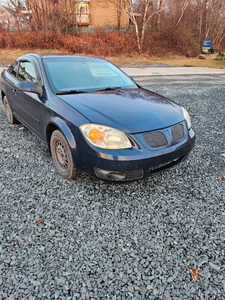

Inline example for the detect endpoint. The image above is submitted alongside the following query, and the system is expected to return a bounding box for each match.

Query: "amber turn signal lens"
[88,128,105,142]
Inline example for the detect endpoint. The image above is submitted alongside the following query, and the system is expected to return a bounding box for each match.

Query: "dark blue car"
[1,54,195,181]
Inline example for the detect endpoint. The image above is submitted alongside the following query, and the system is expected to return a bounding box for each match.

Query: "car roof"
[24,53,105,61]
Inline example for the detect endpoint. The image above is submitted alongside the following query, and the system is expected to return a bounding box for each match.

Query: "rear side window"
[18,61,39,86]
[9,61,18,78]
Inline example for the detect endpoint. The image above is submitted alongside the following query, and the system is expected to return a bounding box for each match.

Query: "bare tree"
[191,0,225,47]
[117,0,122,31]
[0,0,30,31]
[109,0,167,52]
[156,0,164,29]
[7,0,76,32]
[175,0,192,27]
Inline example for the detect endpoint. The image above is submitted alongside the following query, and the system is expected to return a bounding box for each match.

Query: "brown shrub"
[0,27,204,57]
[143,25,201,57]
[0,29,136,57]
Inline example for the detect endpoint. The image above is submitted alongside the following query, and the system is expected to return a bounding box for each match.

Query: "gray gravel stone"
[209,262,221,272]
[197,256,209,267]
[0,72,225,299]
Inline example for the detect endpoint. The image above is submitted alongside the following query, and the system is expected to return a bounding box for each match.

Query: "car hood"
[58,88,184,133]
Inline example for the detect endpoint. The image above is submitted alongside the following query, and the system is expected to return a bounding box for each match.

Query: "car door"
[15,59,44,139]
[3,60,21,114]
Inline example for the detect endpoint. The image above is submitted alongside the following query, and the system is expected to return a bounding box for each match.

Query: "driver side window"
[9,61,18,78]
[18,61,39,87]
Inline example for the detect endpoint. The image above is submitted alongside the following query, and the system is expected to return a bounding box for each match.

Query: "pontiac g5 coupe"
[1,54,195,181]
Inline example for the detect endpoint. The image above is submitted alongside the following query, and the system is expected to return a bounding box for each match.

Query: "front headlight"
[79,124,132,149]
[182,107,192,129]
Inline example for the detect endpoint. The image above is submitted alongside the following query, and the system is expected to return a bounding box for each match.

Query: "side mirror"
[17,81,43,96]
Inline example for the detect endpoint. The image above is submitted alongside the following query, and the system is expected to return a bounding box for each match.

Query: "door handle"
[13,89,17,95]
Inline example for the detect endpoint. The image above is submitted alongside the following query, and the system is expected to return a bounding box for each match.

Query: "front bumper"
[72,124,196,182]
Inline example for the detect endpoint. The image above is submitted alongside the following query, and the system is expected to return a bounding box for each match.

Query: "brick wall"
[90,0,129,26]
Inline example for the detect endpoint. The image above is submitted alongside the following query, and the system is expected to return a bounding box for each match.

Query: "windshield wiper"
[56,90,87,95]
[95,87,121,92]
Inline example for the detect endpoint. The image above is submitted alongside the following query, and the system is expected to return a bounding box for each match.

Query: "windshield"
[43,57,137,94]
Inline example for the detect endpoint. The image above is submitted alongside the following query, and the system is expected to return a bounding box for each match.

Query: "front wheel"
[50,130,80,180]
[3,96,19,124]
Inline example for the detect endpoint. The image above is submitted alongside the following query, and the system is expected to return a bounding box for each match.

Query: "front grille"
[171,124,184,142]
[143,132,167,148]
[124,169,144,180]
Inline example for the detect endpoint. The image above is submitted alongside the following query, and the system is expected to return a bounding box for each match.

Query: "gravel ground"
[0,73,225,300]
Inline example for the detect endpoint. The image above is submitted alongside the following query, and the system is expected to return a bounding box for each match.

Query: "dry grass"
[1,49,225,69]
[108,54,225,69]
[0,49,63,65]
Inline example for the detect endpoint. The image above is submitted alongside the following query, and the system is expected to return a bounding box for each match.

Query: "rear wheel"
[50,130,80,180]
[3,96,19,124]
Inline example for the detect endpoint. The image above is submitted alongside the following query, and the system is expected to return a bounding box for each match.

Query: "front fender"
[47,117,76,150]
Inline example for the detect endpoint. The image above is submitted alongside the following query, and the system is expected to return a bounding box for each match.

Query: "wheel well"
[46,123,59,155]
[1,91,5,103]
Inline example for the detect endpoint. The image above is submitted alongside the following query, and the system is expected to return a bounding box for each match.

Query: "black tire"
[50,130,80,180]
[3,96,19,124]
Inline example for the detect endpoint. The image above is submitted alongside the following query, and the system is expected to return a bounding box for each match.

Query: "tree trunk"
[117,0,121,31]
